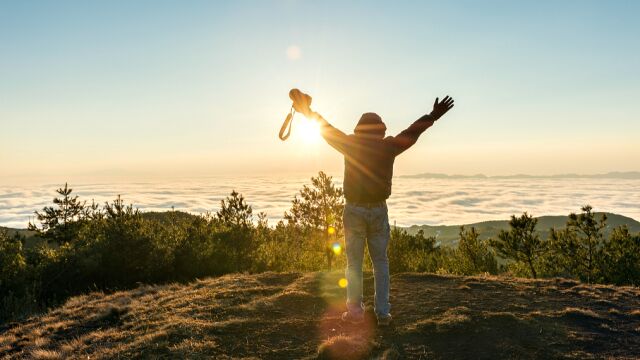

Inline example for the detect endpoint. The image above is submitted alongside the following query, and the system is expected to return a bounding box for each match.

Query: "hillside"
[405,212,640,247]
[1,272,639,359]
[0,227,36,243]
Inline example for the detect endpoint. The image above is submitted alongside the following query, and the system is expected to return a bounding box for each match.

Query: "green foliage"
[388,227,440,273]
[447,226,498,275]
[490,213,547,278]
[78,196,172,287]
[547,206,606,283]
[28,183,87,245]
[0,230,26,287]
[216,191,256,271]
[601,226,640,285]
[171,214,222,279]
[254,219,326,272]
[217,190,253,227]
[285,171,344,271]
[285,171,344,232]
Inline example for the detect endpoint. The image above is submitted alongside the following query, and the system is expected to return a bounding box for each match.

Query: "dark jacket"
[318,114,435,203]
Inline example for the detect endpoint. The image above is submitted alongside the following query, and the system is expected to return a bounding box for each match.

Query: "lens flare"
[286,45,301,60]
[338,278,348,288]
[331,242,342,255]
[327,226,336,235]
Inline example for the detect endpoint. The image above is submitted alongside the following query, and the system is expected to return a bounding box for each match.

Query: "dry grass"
[317,335,372,360]
[1,271,639,359]
[28,349,62,360]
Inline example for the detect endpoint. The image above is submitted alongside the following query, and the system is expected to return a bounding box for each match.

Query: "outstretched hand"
[430,96,454,120]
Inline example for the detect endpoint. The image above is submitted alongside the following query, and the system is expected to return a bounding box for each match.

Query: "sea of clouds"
[1,176,639,229]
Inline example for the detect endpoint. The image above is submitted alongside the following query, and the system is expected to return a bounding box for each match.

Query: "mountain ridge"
[404,212,640,247]
[4,211,639,249]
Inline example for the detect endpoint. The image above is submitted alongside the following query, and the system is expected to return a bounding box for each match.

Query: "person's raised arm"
[391,96,454,155]
[290,89,350,154]
[308,111,350,154]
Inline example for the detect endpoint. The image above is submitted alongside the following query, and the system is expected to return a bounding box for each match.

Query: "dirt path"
[1,272,639,359]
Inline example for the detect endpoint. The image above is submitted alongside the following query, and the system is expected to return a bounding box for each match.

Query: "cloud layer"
[1,177,639,229]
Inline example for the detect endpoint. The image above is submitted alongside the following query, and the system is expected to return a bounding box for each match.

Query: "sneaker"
[377,314,393,327]
[341,311,364,324]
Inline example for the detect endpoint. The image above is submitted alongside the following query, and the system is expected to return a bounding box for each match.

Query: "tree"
[490,213,547,278]
[601,226,640,285]
[77,195,172,287]
[388,227,438,273]
[28,183,86,244]
[217,190,253,227]
[0,230,26,288]
[216,191,255,271]
[549,205,606,283]
[450,226,497,275]
[285,171,344,271]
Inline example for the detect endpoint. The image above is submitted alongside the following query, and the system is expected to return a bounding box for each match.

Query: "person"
[293,92,454,326]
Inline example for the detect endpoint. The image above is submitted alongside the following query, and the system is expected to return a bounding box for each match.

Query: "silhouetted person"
[293,92,454,326]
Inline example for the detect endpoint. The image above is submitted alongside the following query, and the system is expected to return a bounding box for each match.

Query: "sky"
[1,0,639,182]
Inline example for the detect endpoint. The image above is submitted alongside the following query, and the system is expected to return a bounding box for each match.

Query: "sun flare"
[296,119,321,144]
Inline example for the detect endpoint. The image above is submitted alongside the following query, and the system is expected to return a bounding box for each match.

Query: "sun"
[296,119,321,144]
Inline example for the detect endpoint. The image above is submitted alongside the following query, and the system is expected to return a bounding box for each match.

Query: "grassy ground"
[1,271,639,359]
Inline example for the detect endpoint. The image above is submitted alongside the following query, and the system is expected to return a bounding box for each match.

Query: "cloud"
[1,177,639,229]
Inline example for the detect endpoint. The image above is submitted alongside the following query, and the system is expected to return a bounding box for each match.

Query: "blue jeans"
[343,202,391,318]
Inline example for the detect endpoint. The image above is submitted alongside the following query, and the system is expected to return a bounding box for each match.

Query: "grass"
[1,272,639,359]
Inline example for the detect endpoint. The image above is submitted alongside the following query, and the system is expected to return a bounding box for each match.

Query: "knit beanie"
[354,112,386,134]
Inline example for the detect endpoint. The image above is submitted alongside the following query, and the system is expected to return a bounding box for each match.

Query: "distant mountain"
[140,210,200,224]
[403,212,640,247]
[400,171,640,180]
[0,226,36,242]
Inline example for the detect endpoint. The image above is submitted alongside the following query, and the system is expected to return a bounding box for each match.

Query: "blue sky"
[1,0,639,180]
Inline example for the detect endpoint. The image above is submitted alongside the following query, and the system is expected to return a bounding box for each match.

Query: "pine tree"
[217,191,253,228]
[285,171,344,271]
[601,226,640,285]
[549,205,606,283]
[216,191,255,271]
[452,226,497,275]
[28,183,85,244]
[490,213,547,278]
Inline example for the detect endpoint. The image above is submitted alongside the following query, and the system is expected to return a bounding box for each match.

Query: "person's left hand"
[430,96,455,120]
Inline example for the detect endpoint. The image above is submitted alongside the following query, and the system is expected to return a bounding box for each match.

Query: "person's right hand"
[430,96,454,120]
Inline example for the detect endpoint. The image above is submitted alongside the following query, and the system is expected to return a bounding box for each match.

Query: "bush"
[388,227,440,273]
